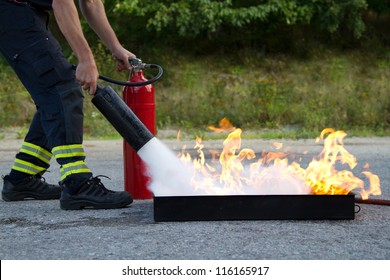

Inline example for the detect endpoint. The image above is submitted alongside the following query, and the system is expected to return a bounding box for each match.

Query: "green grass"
[154,48,390,138]
[1,46,389,140]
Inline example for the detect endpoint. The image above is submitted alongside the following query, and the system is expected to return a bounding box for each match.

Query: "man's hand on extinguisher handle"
[112,46,136,72]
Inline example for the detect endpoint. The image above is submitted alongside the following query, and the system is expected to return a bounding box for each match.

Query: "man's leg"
[0,2,63,200]
[0,2,132,209]
[2,110,62,201]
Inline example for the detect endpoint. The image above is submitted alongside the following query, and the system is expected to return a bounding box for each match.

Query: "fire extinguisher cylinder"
[91,85,154,152]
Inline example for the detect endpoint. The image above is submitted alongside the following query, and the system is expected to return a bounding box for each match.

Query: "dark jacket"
[29,0,52,10]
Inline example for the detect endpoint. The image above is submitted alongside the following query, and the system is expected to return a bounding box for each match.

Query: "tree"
[113,0,371,38]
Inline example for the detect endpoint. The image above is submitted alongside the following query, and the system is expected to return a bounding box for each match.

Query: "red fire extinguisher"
[91,58,163,199]
[122,61,157,199]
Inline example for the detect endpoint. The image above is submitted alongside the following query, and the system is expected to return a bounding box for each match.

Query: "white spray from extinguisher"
[138,136,310,196]
[137,138,195,196]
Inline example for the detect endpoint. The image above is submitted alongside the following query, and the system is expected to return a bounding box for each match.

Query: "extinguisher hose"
[98,63,164,86]
[72,60,164,87]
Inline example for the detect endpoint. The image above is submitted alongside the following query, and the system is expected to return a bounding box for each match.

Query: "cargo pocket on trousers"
[32,54,62,88]
[57,83,85,143]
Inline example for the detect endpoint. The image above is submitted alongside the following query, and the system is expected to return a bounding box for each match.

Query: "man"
[0,0,135,210]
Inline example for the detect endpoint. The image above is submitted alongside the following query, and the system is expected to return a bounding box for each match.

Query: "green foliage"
[367,0,390,14]
[1,0,390,139]
[113,0,371,40]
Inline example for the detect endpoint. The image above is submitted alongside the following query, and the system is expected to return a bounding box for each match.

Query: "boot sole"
[2,191,60,201]
[60,197,133,210]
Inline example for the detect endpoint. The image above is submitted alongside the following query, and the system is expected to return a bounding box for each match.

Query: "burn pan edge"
[153,194,356,222]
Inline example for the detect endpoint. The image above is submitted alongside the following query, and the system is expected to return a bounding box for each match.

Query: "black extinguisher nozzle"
[92,85,154,152]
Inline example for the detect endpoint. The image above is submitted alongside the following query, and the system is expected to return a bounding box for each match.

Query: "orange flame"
[179,123,381,199]
[208,117,236,133]
[296,128,381,199]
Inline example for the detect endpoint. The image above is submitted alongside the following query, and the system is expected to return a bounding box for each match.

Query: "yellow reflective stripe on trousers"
[60,160,91,181]
[19,142,52,164]
[12,159,47,175]
[52,144,86,159]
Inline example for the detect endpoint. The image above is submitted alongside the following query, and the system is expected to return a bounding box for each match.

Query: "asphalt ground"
[1,136,390,260]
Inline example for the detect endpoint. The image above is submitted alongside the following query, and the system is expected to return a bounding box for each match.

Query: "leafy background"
[1,0,389,139]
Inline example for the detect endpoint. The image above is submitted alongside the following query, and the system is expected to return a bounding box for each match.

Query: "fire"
[178,123,381,199]
[290,128,381,199]
[208,117,236,133]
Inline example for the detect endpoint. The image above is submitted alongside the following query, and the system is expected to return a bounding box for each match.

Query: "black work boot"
[60,175,133,210]
[2,175,62,201]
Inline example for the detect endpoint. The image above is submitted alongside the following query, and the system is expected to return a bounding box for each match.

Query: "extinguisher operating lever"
[129,58,147,70]
[128,58,160,70]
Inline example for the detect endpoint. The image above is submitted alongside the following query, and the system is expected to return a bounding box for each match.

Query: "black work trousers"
[0,1,91,183]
